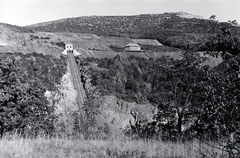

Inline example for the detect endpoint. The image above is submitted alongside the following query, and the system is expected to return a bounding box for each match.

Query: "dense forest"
[0,53,66,135]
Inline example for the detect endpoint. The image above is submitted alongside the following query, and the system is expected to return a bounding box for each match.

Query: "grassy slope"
[0,134,225,158]
[0,21,221,66]
[26,13,240,49]
[0,23,183,60]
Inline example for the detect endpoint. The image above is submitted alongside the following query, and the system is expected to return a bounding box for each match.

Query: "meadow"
[0,133,226,158]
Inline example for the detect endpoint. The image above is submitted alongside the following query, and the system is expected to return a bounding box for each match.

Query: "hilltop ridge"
[26,12,240,49]
[1,12,240,51]
[0,22,182,59]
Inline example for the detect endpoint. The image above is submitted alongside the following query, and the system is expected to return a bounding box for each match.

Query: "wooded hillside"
[27,13,240,50]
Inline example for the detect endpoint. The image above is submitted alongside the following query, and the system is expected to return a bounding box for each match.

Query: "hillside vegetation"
[0,53,66,135]
[27,12,240,50]
[0,13,240,157]
[0,23,183,60]
[0,22,31,33]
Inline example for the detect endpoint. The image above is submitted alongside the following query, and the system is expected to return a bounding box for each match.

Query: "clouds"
[0,0,239,26]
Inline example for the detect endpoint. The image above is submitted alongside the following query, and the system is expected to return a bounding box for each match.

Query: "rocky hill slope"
[26,12,240,50]
[0,23,183,60]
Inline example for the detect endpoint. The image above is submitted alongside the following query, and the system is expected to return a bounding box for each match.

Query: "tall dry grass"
[0,133,227,158]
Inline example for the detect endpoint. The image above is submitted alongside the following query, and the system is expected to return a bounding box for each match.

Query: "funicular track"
[67,51,86,130]
[66,50,124,136]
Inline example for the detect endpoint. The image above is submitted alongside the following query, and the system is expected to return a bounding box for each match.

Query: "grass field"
[0,133,227,158]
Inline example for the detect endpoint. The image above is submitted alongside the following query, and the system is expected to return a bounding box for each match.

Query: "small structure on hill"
[124,43,141,52]
[62,43,81,56]
[65,43,73,52]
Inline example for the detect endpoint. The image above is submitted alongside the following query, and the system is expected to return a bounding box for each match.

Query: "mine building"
[61,43,81,56]
[65,44,73,52]
[124,43,141,52]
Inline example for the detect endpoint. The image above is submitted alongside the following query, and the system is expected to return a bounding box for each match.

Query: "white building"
[65,44,73,51]
[124,43,141,52]
[62,43,81,56]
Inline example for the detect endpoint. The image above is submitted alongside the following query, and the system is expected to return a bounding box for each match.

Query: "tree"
[209,15,217,21]
[152,52,208,139]
[0,56,54,136]
[195,19,240,157]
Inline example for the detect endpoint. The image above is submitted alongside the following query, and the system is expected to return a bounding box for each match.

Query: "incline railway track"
[66,50,124,137]
[67,51,86,130]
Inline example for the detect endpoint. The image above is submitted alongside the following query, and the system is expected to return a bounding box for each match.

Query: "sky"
[0,0,239,26]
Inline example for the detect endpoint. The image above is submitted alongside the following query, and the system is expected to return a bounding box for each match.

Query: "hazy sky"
[0,0,239,26]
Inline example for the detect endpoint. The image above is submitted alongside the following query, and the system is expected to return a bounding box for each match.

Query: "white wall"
[65,44,73,51]
[125,46,141,51]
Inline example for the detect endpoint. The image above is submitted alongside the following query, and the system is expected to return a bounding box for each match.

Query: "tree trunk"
[177,112,182,135]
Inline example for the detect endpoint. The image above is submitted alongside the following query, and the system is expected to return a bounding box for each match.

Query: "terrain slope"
[26,12,240,49]
[0,12,228,133]
[0,23,183,60]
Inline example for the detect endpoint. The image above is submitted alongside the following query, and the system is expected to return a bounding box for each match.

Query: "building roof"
[132,39,163,46]
[125,43,141,47]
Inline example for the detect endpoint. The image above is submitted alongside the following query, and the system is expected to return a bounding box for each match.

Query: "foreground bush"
[0,53,66,136]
